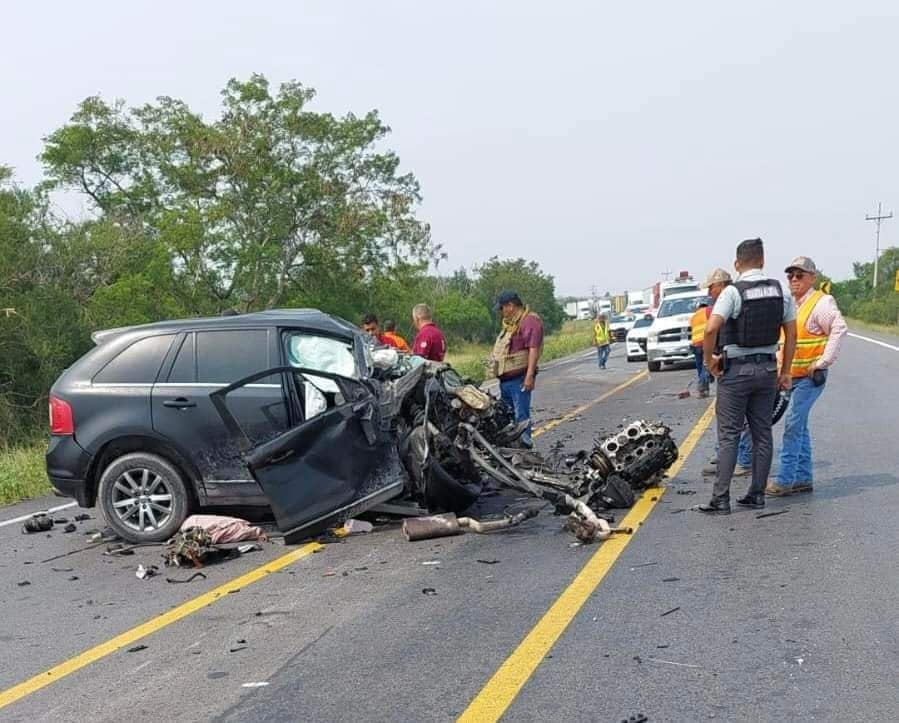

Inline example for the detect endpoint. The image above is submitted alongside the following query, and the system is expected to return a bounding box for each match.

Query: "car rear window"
[93,335,175,384]
[196,329,269,383]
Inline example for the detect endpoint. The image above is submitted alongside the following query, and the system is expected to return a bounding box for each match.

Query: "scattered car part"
[402,508,539,541]
[23,515,54,534]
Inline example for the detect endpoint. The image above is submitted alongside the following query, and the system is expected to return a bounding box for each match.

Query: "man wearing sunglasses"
[699,238,797,514]
[766,257,847,496]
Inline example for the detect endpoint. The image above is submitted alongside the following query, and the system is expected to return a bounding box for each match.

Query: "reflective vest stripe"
[790,290,828,378]
[594,322,609,345]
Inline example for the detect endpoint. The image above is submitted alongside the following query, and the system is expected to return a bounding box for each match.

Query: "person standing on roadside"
[594,312,611,369]
[690,299,712,397]
[766,256,847,497]
[411,303,447,362]
[699,239,797,514]
[489,290,544,449]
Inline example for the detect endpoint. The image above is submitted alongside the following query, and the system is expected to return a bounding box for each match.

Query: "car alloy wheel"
[111,468,174,533]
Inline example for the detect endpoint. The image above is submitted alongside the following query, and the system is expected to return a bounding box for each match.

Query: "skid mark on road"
[457,400,716,723]
[0,542,322,711]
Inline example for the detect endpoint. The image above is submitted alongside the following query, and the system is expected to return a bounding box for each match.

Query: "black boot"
[736,493,765,509]
[698,497,731,515]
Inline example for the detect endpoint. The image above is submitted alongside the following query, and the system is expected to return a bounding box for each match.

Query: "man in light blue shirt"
[700,238,797,514]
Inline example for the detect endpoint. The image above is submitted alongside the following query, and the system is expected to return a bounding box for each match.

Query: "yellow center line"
[0,542,323,711]
[457,399,716,723]
[533,369,649,438]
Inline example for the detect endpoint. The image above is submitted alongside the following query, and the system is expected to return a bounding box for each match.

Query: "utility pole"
[661,270,673,281]
[865,202,892,288]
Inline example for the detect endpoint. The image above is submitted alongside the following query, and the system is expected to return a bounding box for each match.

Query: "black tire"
[648,360,662,372]
[97,452,192,543]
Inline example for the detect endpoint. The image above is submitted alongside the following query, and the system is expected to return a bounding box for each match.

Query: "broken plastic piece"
[136,564,159,580]
[335,519,374,537]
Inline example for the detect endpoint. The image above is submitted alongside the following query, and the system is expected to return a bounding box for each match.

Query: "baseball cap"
[784,256,817,274]
[700,268,733,289]
[494,290,523,310]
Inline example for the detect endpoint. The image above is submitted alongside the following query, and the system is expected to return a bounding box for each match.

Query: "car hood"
[651,313,692,331]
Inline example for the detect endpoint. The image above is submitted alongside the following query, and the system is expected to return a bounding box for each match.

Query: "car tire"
[648,360,662,372]
[97,452,192,543]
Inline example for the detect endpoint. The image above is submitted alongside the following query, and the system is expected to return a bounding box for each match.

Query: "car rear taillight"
[49,396,74,436]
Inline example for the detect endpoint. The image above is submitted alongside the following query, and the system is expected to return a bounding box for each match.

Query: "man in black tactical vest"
[699,238,798,513]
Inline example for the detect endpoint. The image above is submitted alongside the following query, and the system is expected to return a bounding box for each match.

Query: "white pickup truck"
[645,290,708,372]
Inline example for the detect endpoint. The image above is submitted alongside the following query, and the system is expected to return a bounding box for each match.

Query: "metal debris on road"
[660,606,681,617]
[403,509,539,542]
[421,560,441,566]
[756,508,791,519]
[127,645,148,653]
[476,559,500,565]
[242,682,270,688]
[647,657,701,669]
[421,587,437,595]
[62,523,77,533]
[165,572,207,584]
[662,577,680,582]
[17,580,30,586]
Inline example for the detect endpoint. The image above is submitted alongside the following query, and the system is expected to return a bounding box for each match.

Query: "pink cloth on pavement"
[180,515,268,544]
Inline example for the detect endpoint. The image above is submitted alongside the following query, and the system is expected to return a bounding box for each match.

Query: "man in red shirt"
[411,303,446,361]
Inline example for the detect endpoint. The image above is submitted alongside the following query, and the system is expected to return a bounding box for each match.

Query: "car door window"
[94,334,175,384]
[284,332,357,397]
[197,330,269,383]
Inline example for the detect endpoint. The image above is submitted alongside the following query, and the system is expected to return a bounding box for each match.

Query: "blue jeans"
[777,377,825,486]
[693,346,710,388]
[596,344,610,368]
[500,376,533,447]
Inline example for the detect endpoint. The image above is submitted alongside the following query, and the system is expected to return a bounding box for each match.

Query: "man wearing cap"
[766,256,847,496]
[489,290,544,448]
[699,239,797,514]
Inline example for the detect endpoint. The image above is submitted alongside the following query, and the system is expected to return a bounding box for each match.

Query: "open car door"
[211,366,405,542]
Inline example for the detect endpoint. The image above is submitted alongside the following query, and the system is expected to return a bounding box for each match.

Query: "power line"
[865,202,893,288]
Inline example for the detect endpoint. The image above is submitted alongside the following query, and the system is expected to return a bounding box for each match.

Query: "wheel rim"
[111,468,174,533]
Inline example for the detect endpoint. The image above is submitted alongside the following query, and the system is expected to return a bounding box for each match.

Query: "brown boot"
[765,481,793,497]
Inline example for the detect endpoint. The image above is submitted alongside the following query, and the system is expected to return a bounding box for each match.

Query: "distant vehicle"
[627,290,644,306]
[626,303,651,317]
[659,275,699,303]
[645,290,708,372]
[625,316,654,361]
[564,299,595,321]
[609,313,636,343]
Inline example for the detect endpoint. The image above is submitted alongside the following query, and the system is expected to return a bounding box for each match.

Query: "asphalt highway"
[0,332,896,722]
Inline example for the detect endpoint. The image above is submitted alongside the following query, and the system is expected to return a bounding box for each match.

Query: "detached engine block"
[589,420,679,489]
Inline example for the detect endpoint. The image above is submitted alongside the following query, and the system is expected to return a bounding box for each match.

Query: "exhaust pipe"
[402,508,539,542]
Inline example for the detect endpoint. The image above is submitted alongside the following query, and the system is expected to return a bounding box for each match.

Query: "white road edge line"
[0,501,78,529]
[848,332,899,352]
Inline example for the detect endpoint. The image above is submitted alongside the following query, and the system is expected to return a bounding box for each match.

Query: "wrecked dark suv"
[47,309,407,542]
[48,308,679,545]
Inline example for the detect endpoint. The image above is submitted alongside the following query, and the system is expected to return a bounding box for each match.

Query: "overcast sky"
[4,1,898,297]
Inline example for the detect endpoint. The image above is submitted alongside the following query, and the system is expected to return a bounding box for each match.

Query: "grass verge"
[846,317,899,337]
[447,319,595,383]
[0,443,51,506]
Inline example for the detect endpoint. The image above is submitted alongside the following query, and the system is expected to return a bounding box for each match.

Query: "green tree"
[41,74,437,313]
[474,257,565,333]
